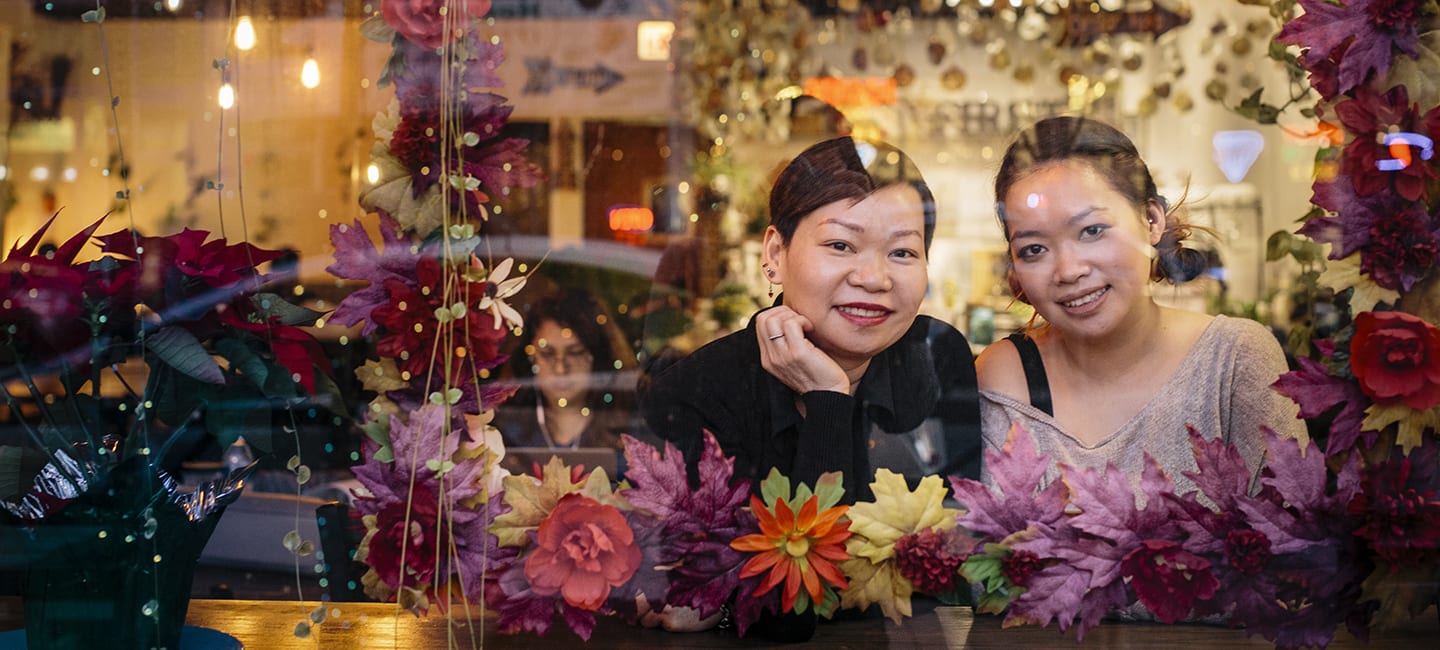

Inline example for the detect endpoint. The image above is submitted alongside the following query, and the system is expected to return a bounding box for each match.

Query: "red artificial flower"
[1349,310,1440,410]
[731,493,851,612]
[1358,204,1440,292]
[365,483,451,590]
[1120,540,1219,624]
[383,0,492,50]
[999,548,1043,587]
[523,493,641,611]
[1223,528,1273,576]
[368,255,508,383]
[217,310,332,392]
[1348,456,1440,568]
[893,527,970,595]
[1334,85,1440,202]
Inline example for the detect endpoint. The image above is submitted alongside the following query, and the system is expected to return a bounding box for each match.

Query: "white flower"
[472,256,526,330]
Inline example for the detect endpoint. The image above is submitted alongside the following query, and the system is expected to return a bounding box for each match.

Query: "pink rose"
[1349,310,1440,410]
[382,0,492,50]
[524,494,641,610]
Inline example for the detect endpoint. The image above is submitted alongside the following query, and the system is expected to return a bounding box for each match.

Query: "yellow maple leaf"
[1318,255,1399,313]
[1362,403,1440,454]
[356,358,410,393]
[845,470,960,564]
[488,456,585,548]
[838,556,914,623]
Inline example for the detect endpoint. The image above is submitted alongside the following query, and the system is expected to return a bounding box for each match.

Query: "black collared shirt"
[640,311,982,502]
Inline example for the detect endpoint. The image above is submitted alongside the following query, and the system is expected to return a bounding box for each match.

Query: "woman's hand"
[754,306,851,395]
[636,595,722,632]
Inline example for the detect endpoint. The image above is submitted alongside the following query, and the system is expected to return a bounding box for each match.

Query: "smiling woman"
[976,116,1307,511]
[641,136,982,505]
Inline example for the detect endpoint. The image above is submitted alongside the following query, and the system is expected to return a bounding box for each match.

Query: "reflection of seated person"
[494,289,641,455]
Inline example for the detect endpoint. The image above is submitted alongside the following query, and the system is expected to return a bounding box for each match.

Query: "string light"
[235,17,256,51]
[301,58,320,89]
[218,83,236,109]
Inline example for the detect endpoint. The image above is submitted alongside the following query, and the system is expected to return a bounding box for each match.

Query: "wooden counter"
[1,597,1436,648]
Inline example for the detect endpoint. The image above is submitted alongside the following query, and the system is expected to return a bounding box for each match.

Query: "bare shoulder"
[975,336,1029,398]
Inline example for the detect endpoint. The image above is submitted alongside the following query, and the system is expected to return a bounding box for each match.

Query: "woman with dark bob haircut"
[976,116,1305,514]
[642,135,982,505]
[495,287,641,451]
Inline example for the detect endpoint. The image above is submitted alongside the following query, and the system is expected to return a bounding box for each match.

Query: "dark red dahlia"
[1000,549,1043,587]
[1120,540,1219,624]
[893,528,967,594]
[1349,457,1440,568]
[365,484,451,589]
[368,255,508,383]
[1368,0,1426,32]
[1359,205,1440,292]
[1224,528,1273,576]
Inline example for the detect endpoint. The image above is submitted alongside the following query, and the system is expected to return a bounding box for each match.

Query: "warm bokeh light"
[235,17,256,51]
[218,83,235,109]
[301,58,320,89]
[366,163,381,184]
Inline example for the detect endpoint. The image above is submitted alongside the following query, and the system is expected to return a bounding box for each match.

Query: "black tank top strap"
[1005,332,1054,417]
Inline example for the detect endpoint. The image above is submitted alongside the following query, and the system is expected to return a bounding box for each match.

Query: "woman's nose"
[1053,245,1090,283]
[849,255,893,291]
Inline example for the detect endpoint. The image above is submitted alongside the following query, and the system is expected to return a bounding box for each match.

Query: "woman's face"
[1002,159,1163,340]
[531,319,593,406]
[764,184,929,369]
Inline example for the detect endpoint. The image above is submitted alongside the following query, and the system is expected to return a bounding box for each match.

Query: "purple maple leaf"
[326,215,424,334]
[1277,0,1423,96]
[950,423,1068,540]
[618,432,753,618]
[1299,177,1402,259]
[1271,356,1374,453]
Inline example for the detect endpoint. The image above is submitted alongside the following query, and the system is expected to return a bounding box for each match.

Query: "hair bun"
[1157,245,1207,284]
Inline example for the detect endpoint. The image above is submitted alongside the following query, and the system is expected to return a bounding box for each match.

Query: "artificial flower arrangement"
[0,215,333,516]
[0,214,335,646]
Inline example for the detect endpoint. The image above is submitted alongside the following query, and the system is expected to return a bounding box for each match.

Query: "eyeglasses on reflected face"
[529,345,593,369]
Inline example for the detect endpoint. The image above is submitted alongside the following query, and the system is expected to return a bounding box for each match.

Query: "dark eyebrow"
[817,218,922,242]
[1008,207,1101,241]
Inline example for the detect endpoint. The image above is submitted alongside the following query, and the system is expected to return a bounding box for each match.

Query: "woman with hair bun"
[976,116,1305,498]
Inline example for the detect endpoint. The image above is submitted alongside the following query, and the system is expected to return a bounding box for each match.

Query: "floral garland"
[328,0,542,615]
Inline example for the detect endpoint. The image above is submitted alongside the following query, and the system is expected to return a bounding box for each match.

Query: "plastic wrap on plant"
[1,450,89,520]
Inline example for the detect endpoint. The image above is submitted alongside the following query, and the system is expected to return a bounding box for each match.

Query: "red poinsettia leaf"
[51,215,109,265]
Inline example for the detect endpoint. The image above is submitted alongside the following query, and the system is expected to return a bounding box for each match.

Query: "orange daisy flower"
[731,493,852,612]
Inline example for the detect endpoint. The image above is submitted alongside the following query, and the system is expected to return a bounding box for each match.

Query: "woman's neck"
[1051,301,1165,379]
[540,397,590,447]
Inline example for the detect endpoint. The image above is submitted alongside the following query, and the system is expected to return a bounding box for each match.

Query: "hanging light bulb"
[366,163,381,184]
[235,17,256,51]
[301,58,320,89]
[218,82,236,109]
[166,0,183,10]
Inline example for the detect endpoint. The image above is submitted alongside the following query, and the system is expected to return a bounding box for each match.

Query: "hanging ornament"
[852,46,869,71]
[1017,10,1049,41]
[1205,79,1229,102]
[928,36,947,65]
[1174,91,1195,113]
[1122,53,1144,71]
[1136,93,1159,117]
[919,0,943,14]
[1230,37,1252,56]
[1059,65,1083,86]
[1152,81,1172,99]
[893,64,916,88]
[839,0,861,13]
[1013,64,1035,84]
[941,66,967,91]
[989,48,1011,71]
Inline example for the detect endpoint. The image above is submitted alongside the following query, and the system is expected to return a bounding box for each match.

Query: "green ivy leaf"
[249,293,325,326]
[148,326,224,384]
[1266,230,1294,262]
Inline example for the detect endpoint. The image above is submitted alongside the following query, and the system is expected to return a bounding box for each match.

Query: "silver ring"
[768,333,785,340]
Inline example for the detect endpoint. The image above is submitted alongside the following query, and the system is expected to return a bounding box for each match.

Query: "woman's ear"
[1145,200,1166,246]
[761,226,786,284]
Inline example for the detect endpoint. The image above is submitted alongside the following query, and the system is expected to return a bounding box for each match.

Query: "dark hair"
[769,136,937,251]
[512,288,628,380]
[994,116,1206,287]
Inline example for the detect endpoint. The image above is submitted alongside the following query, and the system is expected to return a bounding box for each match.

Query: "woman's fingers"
[755,308,849,394]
